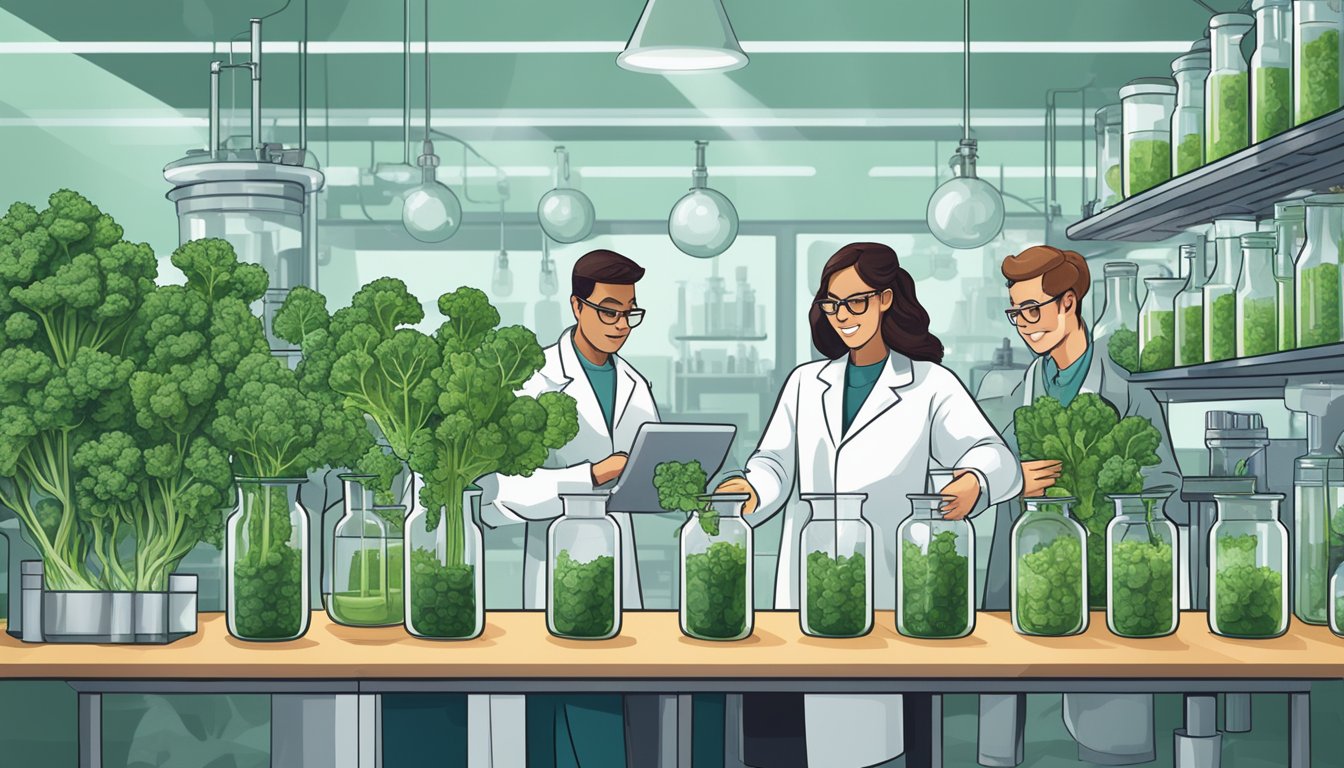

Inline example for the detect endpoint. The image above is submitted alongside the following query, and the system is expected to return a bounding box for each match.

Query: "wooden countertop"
[2,611,1343,680]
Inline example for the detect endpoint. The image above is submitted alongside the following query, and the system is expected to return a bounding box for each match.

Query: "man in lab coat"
[978,246,1183,767]
[476,249,659,768]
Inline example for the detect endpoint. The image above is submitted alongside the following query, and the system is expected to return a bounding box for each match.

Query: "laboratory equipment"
[1171,47,1210,175]
[897,495,974,639]
[1138,277,1182,371]
[491,198,513,297]
[1235,232,1280,357]
[1293,0,1344,125]
[670,141,739,259]
[1208,493,1288,639]
[679,494,754,641]
[1251,0,1293,142]
[1094,262,1140,371]
[534,236,564,344]
[1284,383,1344,625]
[1204,217,1257,362]
[1095,104,1124,208]
[704,272,728,336]
[1175,243,1207,366]
[227,478,311,642]
[327,476,403,627]
[1011,496,1088,637]
[538,146,596,244]
[799,493,873,638]
[616,0,749,74]
[405,487,485,640]
[1295,193,1344,348]
[547,493,621,640]
[401,0,461,243]
[1207,411,1272,490]
[1205,13,1253,161]
[736,266,756,336]
[1275,198,1307,350]
[1105,492,1179,638]
[1120,78,1177,197]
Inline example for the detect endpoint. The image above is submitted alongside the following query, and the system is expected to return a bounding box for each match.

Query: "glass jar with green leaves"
[1096,262,1141,373]
[1176,243,1209,365]
[405,488,484,640]
[1139,277,1182,371]
[1095,105,1123,210]
[897,495,974,639]
[1209,493,1288,639]
[1171,46,1210,175]
[1274,198,1307,350]
[1235,232,1281,358]
[1293,0,1343,125]
[547,493,621,640]
[1120,79,1176,197]
[227,478,311,642]
[1252,0,1293,142]
[800,493,873,638]
[1105,492,1178,638]
[1205,13,1254,161]
[1295,193,1344,348]
[1204,218,1257,361]
[678,494,753,641]
[1012,496,1088,637]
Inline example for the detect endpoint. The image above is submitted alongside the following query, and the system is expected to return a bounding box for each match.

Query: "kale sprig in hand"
[653,460,718,535]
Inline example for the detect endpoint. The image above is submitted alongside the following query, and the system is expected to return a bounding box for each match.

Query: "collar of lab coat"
[817,350,915,448]
[547,326,639,437]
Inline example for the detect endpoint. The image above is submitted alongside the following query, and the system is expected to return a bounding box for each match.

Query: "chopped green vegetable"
[1298,263,1342,348]
[1175,133,1203,175]
[804,550,869,637]
[1179,305,1205,366]
[1015,535,1085,636]
[1239,297,1278,357]
[1107,327,1139,373]
[683,541,749,640]
[1253,66,1291,142]
[1213,534,1283,638]
[900,531,971,638]
[1208,293,1237,361]
[408,549,477,638]
[1110,539,1175,637]
[1139,311,1175,371]
[550,550,617,639]
[1207,72,1249,161]
[1126,139,1171,196]
[1297,29,1340,125]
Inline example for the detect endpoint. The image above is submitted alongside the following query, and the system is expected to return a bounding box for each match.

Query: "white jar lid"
[1120,77,1177,100]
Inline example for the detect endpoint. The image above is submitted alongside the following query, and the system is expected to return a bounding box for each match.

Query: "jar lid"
[1143,276,1187,287]
[1208,12,1254,29]
[1103,262,1139,276]
[1274,198,1307,219]
[1305,192,1344,206]
[1171,51,1210,74]
[1119,77,1177,100]
[1189,37,1210,54]
[1212,492,1284,501]
[1240,232,1277,247]
[1095,103,1122,125]
[1250,0,1289,10]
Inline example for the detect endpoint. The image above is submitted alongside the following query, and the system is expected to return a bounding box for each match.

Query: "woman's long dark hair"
[810,242,945,362]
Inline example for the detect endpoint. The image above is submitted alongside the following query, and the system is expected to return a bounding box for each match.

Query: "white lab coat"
[744,352,1022,768]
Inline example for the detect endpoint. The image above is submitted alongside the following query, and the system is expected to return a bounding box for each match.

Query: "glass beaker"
[1139,277,1183,371]
[1295,193,1344,348]
[1236,232,1281,357]
[227,477,310,642]
[799,493,873,638]
[679,494,754,641]
[1120,78,1176,197]
[1205,13,1254,161]
[1172,48,1210,175]
[1176,243,1209,366]
[405,488,484,640]
[1252,0,1294,142]
[1275,198,1307,350]
[897,495,974,639]
[1095,262,1141,372]
[1288,382,1344,625]
[1208,494,1289,639]
[1205,217,1257,361]
[1095,104,1123,209]
[1105,493,1179,638]
[327,475,403,627]
[1293,0,1344,125]
[1011,497,1088,637]
[547,493,621,640]
[1330,562,1344,636]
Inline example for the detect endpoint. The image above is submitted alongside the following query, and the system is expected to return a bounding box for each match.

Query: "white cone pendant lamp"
[617,0,748,74]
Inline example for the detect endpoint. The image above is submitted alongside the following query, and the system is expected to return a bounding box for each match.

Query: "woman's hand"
[1021,460,1063,497]
[938,470,982,520]
[714,477,759,515]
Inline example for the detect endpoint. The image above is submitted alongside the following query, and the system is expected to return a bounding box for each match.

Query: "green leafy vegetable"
[1139,311,1175,371]
[1175,133,1203,175]
[1298,263,1341,348]
[1207,72,1249,161]
[550,549,617,638]
[1208,293,1237,362]
[1253,66,1291,142]
[653,460,717,535]
[900,531,971,638]
[1125,139,1170,196]
[408,549,477,638]
[1107,327,1139,373]
[1213,534,1283,638]
[1239,297,1277,357]
[804,550,868,637]
[1178,305,1204,366]
[683,541,749,640]
[1014,534,1084,636]
[1297,29,1340,125]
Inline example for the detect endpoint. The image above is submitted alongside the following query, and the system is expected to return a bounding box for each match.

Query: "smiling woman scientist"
[716,242,1023,768]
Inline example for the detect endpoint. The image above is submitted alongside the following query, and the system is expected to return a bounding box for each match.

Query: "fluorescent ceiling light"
[617,0,748,74]
[579,165,815,178]
[870,165,1086,178]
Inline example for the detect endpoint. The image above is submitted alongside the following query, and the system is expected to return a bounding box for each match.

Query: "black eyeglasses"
[1004,294,1063,325]
[576,296,646,327]
[815,290,882,316]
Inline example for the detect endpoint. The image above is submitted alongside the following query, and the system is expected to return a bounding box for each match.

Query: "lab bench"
[2,611,1335,768]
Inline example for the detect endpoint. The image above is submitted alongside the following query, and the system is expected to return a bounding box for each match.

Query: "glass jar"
[1204,218,1257,361]
[1253,0,1294,141]
[1235,232,1281,357]
[405,487,485,640]
[1275,199,1307,350]
[1094,262,1141,372]
[226,477,310,642]
[1291,390,1344,625]
[1095,104,1123,210]
[1172,49,1211,175]
[1331,562,1344,635]
[897,495,974,639]
[679,494,753,641]
[1293,0,1344,125]
[1176,243,1209,365]
[547,493,621,640]
[1105,493,1179,638]
[1011,496,1088,637]
[1295,193,1344,347]
[1120,79,1177,197]
[799,493,873,638]
[1139,277,1183,371]
[1205,13,1254,161]
[1208,493,1289,638]
[326,475,403,627]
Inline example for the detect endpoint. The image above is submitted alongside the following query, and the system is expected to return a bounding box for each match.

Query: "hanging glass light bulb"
[401,0,462,243]
[538,235,560,297]
[538,146,596,244]
[669,140,738,259]
[491,198,513,297]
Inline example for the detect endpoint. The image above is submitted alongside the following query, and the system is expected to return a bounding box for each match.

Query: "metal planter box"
[15,562,198,644]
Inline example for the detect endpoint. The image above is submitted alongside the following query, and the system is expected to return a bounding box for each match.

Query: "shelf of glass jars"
[1124,342,1344,400]
[1066,107,1344,243]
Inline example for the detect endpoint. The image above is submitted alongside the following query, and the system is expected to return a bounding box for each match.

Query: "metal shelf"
[674,335,768,342]
[1066,109,1344,242]
[1126,343,1344,401]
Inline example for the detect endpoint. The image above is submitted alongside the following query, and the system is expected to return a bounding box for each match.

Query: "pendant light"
[669,141,739,259]
[617,0,748,74]
[491,197,513,297]
[374,0,418,186]
[401,0,462,243]
[538,146,596,243]
[925,0,1004,250]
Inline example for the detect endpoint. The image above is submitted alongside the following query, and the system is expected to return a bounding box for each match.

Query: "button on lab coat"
[744,352,1022,768]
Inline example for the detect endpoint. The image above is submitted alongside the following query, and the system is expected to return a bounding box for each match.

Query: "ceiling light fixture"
[617,0,748,74]
[401,0,462,243]
[537,146,596,244]
[925,0,1005,250]
[373,0,417,187]
[668,140,739,258]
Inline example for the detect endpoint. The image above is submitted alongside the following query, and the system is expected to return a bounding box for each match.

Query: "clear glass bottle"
[1236,232,1281,357]
[1208,493,1288,638]
[1286,383,1344,625]
[1094,262,1141,372]
[547,493,621,640]
[1172,47,1211,175]
[1275,199,1307,350]
[897,495,974,639]
[327,475,403,627]
[1176,243,1209,366]
[1204,217,1257,361]
[1295,193,1344,348]
[1011,496,1088,637]
[1095,104,1123,210]
[1293,0,1344,125]
[1331,562,1344,636]
[799,493,873,638]
[227,477,310,642]
[1205,13,1254,161]
[1252,0,1294,142]
[1120,78,1177,197]
[1105,493,1179,638]
[405,487,484,640]
[679,494,753,641]
[1139,277,1183,371]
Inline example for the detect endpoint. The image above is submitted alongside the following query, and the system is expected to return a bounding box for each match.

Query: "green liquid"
[683,541,749,640]
[1207,72,1249,161]
[1299,263,1342,347]
[1126,139,1171,196]
[408,550,478,638]
[1139,310,1175,371]
[1015,535,1085,636]
[330,543,404,626]
[1179,305,1205,366]
[1298,30,1341,125]
[1278,277,1296,350]
[1176,133,1203,175]
[900,531,971,638]
[1239,297,1278,357]
[551,550,618,638]
[804,550,869,637]
[1253,66,1291,142]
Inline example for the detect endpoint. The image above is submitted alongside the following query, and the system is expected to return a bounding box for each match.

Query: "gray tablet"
[605,422,737,513]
